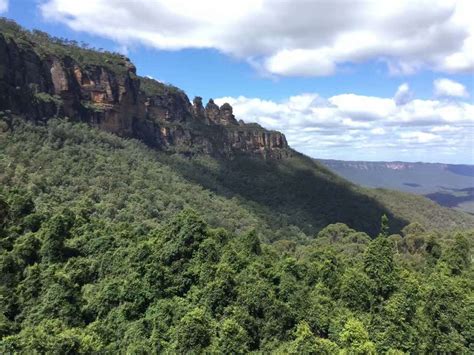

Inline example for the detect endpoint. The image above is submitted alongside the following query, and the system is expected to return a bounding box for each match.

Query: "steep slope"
[0,118,404,239]
[165,153,474,235]
[0,119,268,238]
[2,117,473,241]
[1,18,473,236]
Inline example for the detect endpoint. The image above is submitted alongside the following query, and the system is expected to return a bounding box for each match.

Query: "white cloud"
[329,94,395,121]
[394,83,413,106]
[215,88,474,163]
[40,0,474,77]
[371,127,386,135]
[0,0,8,13]
[430,125,462,133]
[434,78,469,97]
[399,131,442,144]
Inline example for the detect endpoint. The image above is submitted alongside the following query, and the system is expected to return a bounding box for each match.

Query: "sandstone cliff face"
[51,58,142,136]
[0,33,143,136]
[145,87,193,124]
[228,129,288,153]
[0,28,290,159]
[0,33,55,119]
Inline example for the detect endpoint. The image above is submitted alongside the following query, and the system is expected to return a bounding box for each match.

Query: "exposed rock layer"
[0,32,289,158]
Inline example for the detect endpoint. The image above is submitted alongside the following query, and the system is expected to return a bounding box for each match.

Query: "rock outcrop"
[191,96,207,123]
[0,21,290,159]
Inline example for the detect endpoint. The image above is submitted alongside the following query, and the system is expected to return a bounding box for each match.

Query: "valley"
[319,159,474,214]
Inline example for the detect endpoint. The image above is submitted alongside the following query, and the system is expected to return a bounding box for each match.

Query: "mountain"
[319,159,474,214]
[0,18,473,354]
[1,17,473,240]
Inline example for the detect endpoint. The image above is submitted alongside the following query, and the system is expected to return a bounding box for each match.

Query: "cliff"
[0,19,289,159]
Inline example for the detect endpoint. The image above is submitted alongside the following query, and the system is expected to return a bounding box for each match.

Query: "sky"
[1,0,473,164]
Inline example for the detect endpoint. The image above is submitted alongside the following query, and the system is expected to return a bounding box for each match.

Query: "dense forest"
[0,117,472,353]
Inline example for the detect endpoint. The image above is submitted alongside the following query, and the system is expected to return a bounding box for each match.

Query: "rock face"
[0,23,290,159]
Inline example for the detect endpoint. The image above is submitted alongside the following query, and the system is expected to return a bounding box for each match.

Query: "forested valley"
[0,118,472,353]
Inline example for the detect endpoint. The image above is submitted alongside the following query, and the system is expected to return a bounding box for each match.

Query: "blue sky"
[1,0,473,163]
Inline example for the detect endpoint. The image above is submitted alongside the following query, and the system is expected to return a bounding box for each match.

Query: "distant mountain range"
[318,159,474,214]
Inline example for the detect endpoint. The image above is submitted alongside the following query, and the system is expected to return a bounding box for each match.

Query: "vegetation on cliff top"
[0,17,131,73]
[140,76,186,97]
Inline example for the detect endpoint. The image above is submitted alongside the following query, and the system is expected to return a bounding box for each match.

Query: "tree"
[318,251,343,294]
[401,222,425,237]
[201,264,236,316]
[239,230,262,255]
[33,274,82,327]
[371,271,422,353]
[340,267,374,311]
[379,214,390,238]
[0,197,8,227]
[423,272,468,353]
[285,321,338,354]
[442,233,471,275]
[215,318,249,354]
[424,233,442,266]
[158,209,207,265]
[364,237,396,300]
[12,233,40,266]
[173,308,213,353]
[304,283,334,337]
[0,319,102,354]
[339,319,376,355]
[39,210,75,263]
[317,223,355,242]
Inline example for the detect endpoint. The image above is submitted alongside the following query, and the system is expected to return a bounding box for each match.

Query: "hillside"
[1,116,472,240]
[0,117,458,242]
[319,159,474,214]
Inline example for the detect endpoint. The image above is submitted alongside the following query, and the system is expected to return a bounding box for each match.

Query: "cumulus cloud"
[215,89,474,163]
[40,0,474,77]
[0,0,8,13]
[434,78,469,97]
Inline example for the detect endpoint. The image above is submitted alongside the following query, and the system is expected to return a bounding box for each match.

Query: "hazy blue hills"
[318,159,474,214]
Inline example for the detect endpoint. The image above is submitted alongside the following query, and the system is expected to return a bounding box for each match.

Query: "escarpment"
[0,32,142,136]
[0,21,290,159]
